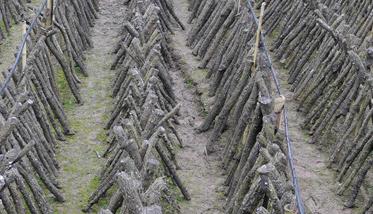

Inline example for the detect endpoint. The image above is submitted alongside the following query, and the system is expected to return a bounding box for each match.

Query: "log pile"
[264,0,373,210]
[83,0,188,213]
[187,0,296,213]
[0,0,27,42]
[49,0,99,104]
[0,0,97,213]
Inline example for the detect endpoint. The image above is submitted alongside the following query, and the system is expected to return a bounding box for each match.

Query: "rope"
[0,0,48,96]
[245,1,306,214]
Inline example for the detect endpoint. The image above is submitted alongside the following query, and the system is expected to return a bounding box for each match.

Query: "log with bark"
[0,0,99,213]
[263,0,373,209]
[83,0,186,213]
[187,1,297,213]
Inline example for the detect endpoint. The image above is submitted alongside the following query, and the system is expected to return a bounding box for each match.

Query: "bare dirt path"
[170,1,226,214]
[272,59,354,213]
[53,0,123,213]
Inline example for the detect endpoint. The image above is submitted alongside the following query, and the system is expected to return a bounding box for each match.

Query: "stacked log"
[264,0,373,210]
[187,0,296,213]
[0,0,27,42]
[50,0,99,104]
[0,0,98,213]
[83,0,188,213]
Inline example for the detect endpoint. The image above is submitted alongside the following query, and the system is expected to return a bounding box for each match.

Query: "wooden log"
[116,172,144,214]
[114,126,142,169]
[154,128,190,200]
[142,177,167,206]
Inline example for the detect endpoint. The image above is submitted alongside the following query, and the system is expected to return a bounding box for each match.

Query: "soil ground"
[170,1,356,213]
[52,0,123,213]
[0,0,360,213]
[170,0,226,213]
[51,0,225,213]
[269,40,356,214]
[169,2,359,213]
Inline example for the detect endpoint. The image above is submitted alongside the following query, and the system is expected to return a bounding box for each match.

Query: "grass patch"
[80,176,113,212]
[80,176,100,202]
[160,177,183,214]
[184,78,194,88]
[96,129,108,143]
[63,160,80,174]
[67,119,88,137]
[165,177,184,203]
[56,69,77,111]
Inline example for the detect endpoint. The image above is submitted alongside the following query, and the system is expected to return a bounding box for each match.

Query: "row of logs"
[0,0,98,213]
[187,0,296,213]
[263,0,372,211]
[84,0,189,213]
[0,0,27,43]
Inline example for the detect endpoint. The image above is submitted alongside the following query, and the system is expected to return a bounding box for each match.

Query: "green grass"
[96,129,109,143]
[160,177,183,214]
[63,160,80,174]
[56,69,77,111]
[80,176,100,204]
[184,78,194,88]
[80,176,116,212]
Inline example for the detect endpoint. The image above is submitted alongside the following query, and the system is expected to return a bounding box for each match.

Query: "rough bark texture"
[0,0,98,213]
[83,0,186,213]
[263,0,373,209]
[187,0,297,213]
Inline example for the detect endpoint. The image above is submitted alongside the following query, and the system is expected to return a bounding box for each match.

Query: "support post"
[46,0,53,27]
[252,2,266,71]
[22,21,27,71]
[274,95,285,133]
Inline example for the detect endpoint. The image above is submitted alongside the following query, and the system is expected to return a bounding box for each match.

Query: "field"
[0,0,371,214]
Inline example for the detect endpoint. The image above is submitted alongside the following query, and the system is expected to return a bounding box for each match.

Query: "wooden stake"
[252,2,266,71]
[22,21,27,71]
[237,0,241,13]
[46,0,53,26]
[274,95,286,132]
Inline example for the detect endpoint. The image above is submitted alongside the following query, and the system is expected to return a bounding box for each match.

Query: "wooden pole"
[253,2,266,71]
[22,21,27,71]
[274,95,286,133]
[46,0,53,26]
[241,3,267,155]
